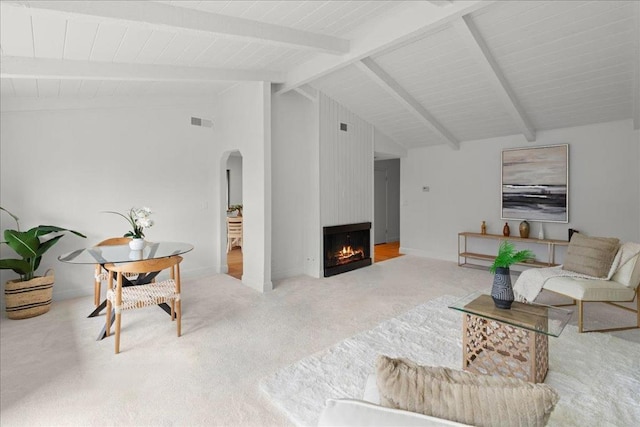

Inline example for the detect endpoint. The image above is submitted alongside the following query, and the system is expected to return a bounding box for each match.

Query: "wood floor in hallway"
[227,241,402,281]
[374,241,402,263]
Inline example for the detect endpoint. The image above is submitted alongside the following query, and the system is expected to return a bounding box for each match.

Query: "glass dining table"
[59,241,194,340]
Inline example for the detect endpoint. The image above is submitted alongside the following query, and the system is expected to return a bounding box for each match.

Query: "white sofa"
[317,375,469,427]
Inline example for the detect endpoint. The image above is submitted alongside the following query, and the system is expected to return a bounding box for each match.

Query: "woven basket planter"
[4,270,54,320]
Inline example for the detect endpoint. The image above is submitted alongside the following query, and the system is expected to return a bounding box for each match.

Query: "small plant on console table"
[0,207,86,319]
[489,241,535,309]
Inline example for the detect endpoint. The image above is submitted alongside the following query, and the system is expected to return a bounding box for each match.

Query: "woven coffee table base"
[463,313,549,383]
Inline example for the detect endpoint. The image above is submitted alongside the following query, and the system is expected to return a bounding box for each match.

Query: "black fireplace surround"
[323,222,372,277]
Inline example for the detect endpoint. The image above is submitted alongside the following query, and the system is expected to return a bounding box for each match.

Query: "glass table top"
[58,241,194,264]
[448,291,573,337]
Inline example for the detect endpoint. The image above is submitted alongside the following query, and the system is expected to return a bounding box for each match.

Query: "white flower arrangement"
[104,207,153,239]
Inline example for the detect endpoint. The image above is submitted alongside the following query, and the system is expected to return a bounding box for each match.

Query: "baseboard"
[271,266,305,281]
[399,247,457,263]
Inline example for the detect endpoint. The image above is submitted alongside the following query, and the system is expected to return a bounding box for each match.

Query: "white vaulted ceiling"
[1,0,638,150]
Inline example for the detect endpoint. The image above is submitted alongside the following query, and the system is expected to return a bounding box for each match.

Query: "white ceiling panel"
[0,79,16,97]
[36,79,60,97]
[31,12,66,59]
[155,33,200,66]
[173,35,215,65]
[90,23,128,62]
[312,64,447,148]
[0,3,34,57]
[112,27,153,63]
[468,0,637,132]
[373,26,520,141]
[59,79,83,97]
[11,79,38,97]
[64,20,99,61]
[95,80,120,97]
[134,30,176,64]
[77,80,102,98]
[1,0,637,148]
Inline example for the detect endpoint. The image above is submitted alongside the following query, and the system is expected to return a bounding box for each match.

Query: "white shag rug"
[260,295,640,427]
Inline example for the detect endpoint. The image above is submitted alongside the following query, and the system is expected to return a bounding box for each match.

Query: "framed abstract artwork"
[501,144,569,223]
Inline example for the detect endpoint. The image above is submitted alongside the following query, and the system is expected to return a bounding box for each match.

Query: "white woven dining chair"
[104,255,183,354]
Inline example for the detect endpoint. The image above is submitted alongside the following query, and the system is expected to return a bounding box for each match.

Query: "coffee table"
[449,291,573,383]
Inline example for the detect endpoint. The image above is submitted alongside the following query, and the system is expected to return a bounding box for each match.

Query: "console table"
[449,292,573,383]
[458,232,568,269]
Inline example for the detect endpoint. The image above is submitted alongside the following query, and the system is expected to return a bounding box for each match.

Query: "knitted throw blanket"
[513,242,640,302]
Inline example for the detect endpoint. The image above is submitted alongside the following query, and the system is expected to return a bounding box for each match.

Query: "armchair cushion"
[562,234,619,278]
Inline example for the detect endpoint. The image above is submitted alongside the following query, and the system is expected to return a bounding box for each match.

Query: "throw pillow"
[376,355,559,427]
[562,233,620,278]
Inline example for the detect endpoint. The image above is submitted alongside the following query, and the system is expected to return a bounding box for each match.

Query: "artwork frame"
[501,144,569,223]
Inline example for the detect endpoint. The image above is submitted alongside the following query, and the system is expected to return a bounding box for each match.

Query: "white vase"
[538,224,545,240]
[129,238,145,250]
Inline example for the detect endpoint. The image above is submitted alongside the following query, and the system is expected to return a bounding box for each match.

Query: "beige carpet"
[1,255,638,426]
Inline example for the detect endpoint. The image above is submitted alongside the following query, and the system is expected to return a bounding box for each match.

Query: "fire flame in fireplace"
[336,245,364,264]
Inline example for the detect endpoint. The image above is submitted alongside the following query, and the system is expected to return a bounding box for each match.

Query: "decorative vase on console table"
[489,241,535,309]
[519,220,530,238]
[503,222,510,237]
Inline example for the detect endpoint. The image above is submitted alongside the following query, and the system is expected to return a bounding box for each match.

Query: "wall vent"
[339,122,348,132]
[191,117,213,128]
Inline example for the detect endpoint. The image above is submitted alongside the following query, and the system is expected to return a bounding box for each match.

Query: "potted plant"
[489,240,535,309]
[103,207,153,250]
[0,207,86,319]
[227,204,243,217]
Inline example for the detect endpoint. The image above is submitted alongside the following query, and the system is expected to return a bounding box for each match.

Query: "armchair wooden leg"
[637,294,639,328]
[578,301,584,333]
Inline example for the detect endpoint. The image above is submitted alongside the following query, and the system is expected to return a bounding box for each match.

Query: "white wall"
[400,119,640,264]
[271,92,376,279]
[374,128,407,159]
[215,82,272,292]
[0,100,219,309]
[271,91,319,279]
[319,93,374,227]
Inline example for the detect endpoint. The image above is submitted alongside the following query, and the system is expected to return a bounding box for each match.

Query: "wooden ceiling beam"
[357,58,459,150]
[0,56,285,83]
[5,0,349,55]
[452,15,536,142]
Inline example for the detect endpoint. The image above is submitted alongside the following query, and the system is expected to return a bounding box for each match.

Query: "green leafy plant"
[489,240,535,274]
[0,207,86,281]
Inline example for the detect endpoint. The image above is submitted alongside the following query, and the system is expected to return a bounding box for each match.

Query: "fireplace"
[323,222,372,277]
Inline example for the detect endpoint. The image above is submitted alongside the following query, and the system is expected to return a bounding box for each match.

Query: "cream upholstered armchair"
[541,238,640,333]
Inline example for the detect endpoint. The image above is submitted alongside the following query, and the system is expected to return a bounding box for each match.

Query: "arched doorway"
[220,150,243,279]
